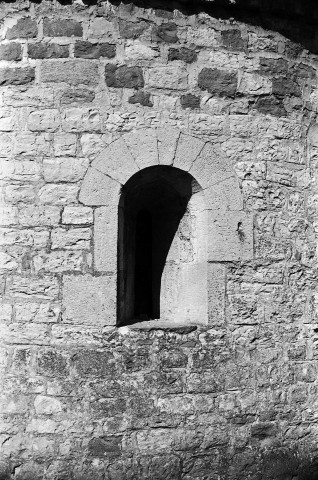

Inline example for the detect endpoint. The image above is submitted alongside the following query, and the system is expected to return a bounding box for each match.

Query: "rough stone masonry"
[1,0,318,478]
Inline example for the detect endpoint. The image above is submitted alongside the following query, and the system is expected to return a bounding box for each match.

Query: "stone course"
[0,1,317,479]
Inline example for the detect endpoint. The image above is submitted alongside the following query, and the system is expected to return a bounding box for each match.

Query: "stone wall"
[1,0,318,478]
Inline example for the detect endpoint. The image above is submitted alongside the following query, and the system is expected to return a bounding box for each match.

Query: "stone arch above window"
[77,127,254,327]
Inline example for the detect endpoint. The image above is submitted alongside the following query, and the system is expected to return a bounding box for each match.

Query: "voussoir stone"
[79,167,121,206]
[92,137,139,184]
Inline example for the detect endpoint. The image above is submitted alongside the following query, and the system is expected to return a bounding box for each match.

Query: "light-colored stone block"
[43,157,89,182]
[61,108,101,132]
[54,133,77,156]
[62,206,93,225]
[62,274,116,325]
[79,167,121,206]
[148,66,188,90]
[157,127,180,166]
[38,184,79,205]
[123,129,158,169]
[208,210,254,261]
[92,137,139,184]
[173,133,205,172]
[237,72,272,96]
[51,227,91,250]
[207,263,226,326]
[189,142,233,189]
[28,109,60,132]
[204,176,243,211]
[94,206,118,273]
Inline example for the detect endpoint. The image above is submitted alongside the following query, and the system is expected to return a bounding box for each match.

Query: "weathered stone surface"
[105,64,144,88]
[28,42,69,59]
[62,274,116,325]
[43,18,82,37]
[168,47,197,63]
[174,133,205,172]
[28,109,60,132]
[79,167,121,206]
[38,184,79,205]
[74,41,116,59]
[43,157,88,182]
[0,67,35,86]
[153,22,178,43]
[259,57,289,75]
[51,227,91,250]
[62,206,93,225]
[198,68,237,96]
[92,137,139,184]
[54,133,77,156]
[189,142,234,189]
[0,3,317,478]
[94,206,117,272]
[41,61,99,85]
[254,95,287,116]
[6,17,37,39]
[272,76,301,96]
[128,90,153,107]
[60,88,95,104]
[119,19,148,39]
[0,42,22,61]
[208,210,253,261]
[123,129,158,168]
[221,29,247,51]
[61,108,101,132]
[148,66,188,90]
[181,93,200,109]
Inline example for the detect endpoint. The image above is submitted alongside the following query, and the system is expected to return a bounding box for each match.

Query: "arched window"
[117,166,208,327]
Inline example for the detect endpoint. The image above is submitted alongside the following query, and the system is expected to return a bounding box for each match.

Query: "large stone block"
[208,210,254,261]
[79,167,121,206]
[28,109,60,132]
[94,206,117,273]
[74,41,116,59]
[105,64,144,88]
[92,137,139,184]
[61,108,101,132]
[62,274,116,325]
[0,67,35,86]
[148,66,188,90]
[43,157,88,183]
[157,127,180,165]
[51,227,91,250]
[18,206,61,227]
[173,133,205,172]
[43,18,82,37]
[62,206,93,225]
[198,68,237,97]
[204,176,243,211]
[41,61,99,86]
[54,133,77,156]
[28,42,69,59]
[6,17,37,39]
[153,22,178,43]
[189,143,233,189]
[0,42,22,61]
[38,184,79,205]
[168,47,197,63]
[207,263,226,326]
[123,129,158,169]
[33,250,84,273]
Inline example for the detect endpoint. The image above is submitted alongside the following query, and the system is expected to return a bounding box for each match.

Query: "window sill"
[118,319,199,334]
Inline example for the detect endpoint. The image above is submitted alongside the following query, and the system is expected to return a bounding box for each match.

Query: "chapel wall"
[0,1,318,478]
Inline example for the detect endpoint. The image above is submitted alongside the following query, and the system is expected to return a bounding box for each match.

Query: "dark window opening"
[134,209,153,320]
[117,165,207,327]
